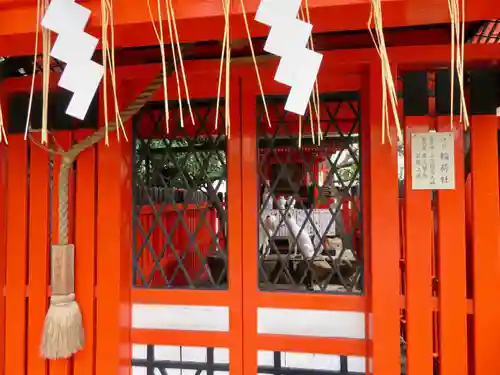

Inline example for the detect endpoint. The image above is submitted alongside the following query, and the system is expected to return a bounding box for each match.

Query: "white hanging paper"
[255,0,302,27]
[41,0,91,34]
[51,32,99,64]
[255,0,323,116]
[59,61,104,120]
[263,18,312,57]
[411,131,456,190]
[42,0,103,121]
[284,48,323,114]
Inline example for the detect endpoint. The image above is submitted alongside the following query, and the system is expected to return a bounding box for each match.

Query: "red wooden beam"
[1,44,499,107]
[0,0,499,57]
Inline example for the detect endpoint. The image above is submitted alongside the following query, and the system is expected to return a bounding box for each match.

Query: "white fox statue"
[259,186,277,256]
[276,196,322,260]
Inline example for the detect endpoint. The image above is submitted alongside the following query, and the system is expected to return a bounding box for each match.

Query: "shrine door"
[239,70,368,375]
[130,65,369,375]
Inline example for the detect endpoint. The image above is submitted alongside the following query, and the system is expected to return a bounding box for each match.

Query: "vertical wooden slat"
[95,125,132,375]
[50,132,74,375]
[401,71,434,375]
[368,62,401,375]
[435,116,468,375]
[0,142,7,375]
[360,72,372,375]
[241,76,259,375]
[227,77,243,375]
[4,135,29,375]
[404,118,433,375]
[27,135,50,375]
[470,114,500,375]
[73,130,97,375]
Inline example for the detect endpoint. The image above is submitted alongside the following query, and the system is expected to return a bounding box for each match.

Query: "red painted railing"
[135,204,221,287]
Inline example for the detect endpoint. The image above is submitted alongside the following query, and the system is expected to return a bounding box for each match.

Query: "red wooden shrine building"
[0,1,500,375]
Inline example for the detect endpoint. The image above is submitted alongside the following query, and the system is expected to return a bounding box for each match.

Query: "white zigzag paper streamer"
[42,0,104,120]
[255,0,323,116]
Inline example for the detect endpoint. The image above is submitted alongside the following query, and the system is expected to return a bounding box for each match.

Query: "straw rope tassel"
[41,70,167,359]
[41,158,83,359]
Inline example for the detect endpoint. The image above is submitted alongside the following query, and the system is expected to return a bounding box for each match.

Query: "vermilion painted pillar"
[94,77,135,375]
[401,71,434,375]
[366,61,401,375]
[469,69,500,375]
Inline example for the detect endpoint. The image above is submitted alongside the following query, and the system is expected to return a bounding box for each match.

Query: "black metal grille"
[132,99,228,289]
[257,93,363,293]
[132,346,365,374]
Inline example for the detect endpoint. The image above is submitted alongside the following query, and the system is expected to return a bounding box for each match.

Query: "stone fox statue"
[259,186,278,256]
[276,196,322,260]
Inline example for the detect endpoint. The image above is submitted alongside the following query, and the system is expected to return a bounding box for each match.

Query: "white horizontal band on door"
[257,307,365,339]
[132,304,229,332]
[133,344,229,363]
[258,351,366,373]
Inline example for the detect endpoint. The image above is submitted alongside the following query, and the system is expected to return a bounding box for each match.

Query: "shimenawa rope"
[40,70,166,359]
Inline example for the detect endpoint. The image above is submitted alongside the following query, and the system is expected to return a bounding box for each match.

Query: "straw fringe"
[41,293,84,359]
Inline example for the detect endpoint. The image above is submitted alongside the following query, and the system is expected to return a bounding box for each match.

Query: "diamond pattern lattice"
[257,93,363,293]
[133,100,228,289]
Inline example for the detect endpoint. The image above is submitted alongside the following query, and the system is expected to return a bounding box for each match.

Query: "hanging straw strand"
[238,0,272,128]
[214,0,228,132]
[101,0,110,144]
[104,0,126,141]
[41,0,51,145]
[368,0,402,144]
[299,3,321,144]
[215,0,231,137]
[447,0,469,129]
[0,102,5,144]
[164,0,185,129]
[23,0,42,142]
[168,0,195,125]
[147,0,170,131]
[305,0,322,142]
[224,0,231,138]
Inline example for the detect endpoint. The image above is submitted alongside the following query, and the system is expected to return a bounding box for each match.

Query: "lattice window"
[132,99,228,289]
[257,92,363,293]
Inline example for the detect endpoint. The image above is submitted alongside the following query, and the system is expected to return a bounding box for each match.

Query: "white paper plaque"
[411,131,455,190]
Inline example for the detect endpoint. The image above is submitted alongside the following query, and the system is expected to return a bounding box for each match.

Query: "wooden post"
[49,132,75,375]
[0,140,5,375]
[401,71,434,375]
[434,69,468,375]
[27,134,50,375]
[94,83,133,375]
[241,72,259,375]
[5,136,29,375]
[73,129,98,375]
[367,61,401,375]
[469,69,500,375]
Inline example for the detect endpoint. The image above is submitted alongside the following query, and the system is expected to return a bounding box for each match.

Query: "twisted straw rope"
[54,70,167,244]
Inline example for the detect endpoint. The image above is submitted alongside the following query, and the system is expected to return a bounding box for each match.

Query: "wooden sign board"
[411,131,455,190]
